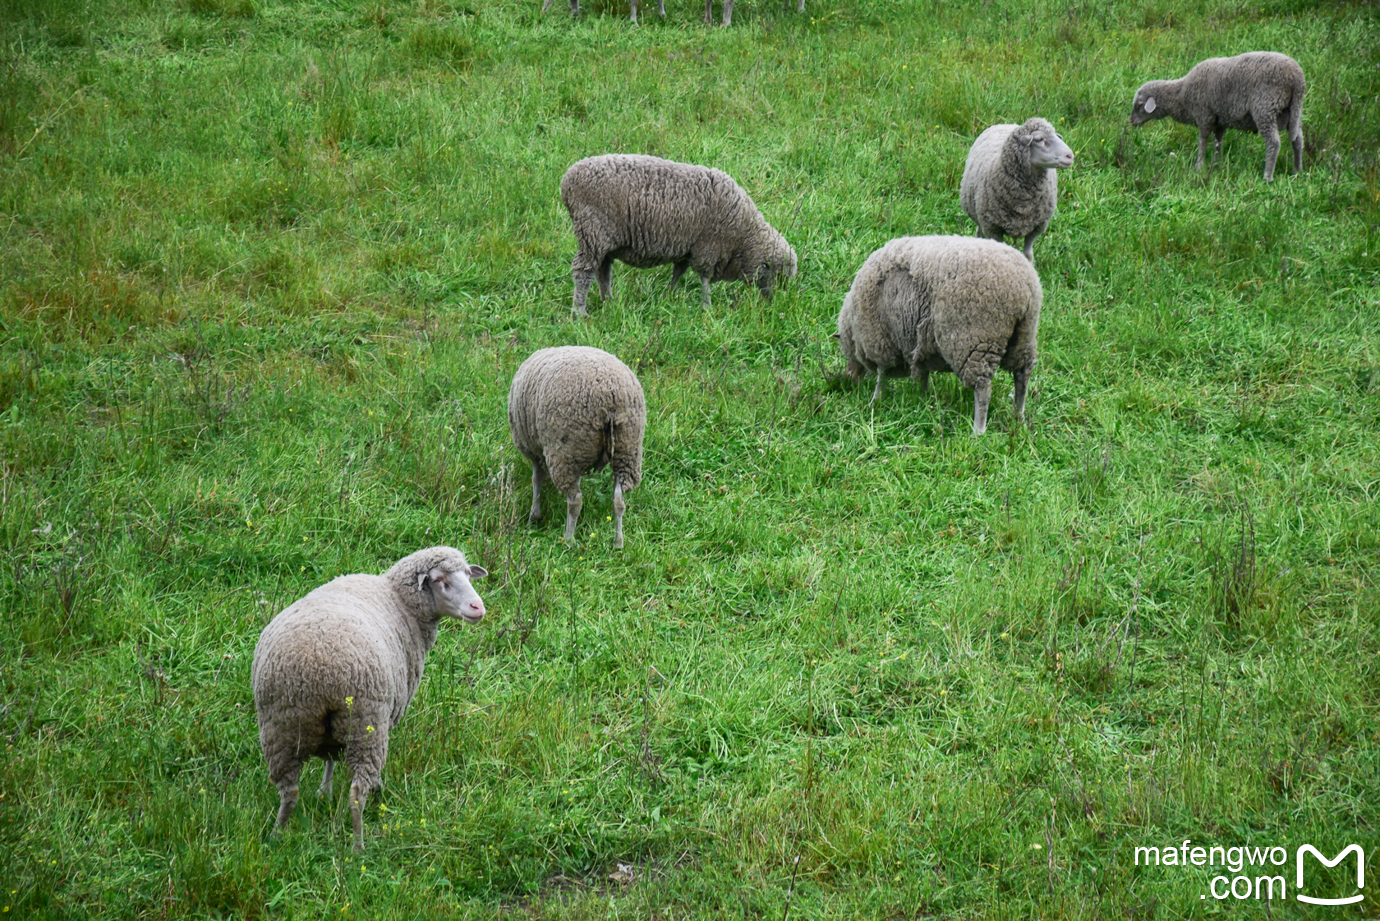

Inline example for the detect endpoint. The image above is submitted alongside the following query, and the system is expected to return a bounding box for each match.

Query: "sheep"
[1129,51,1305,181]
[542,0,664,24]
[251,546,488,851]
[558,154,797,316]
[704,0,806,26]
[509,346,646,548]
[959,117,1075,267]
[836,235,1042,435]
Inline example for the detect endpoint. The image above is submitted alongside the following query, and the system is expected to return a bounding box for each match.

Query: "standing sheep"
[837,236,1042,435]
[542,0,664,24]
[1129,51,1305,181]
[559,154,797,316]
[252,546,488,851]
[959,117,1075,267]
[509,346,646,548]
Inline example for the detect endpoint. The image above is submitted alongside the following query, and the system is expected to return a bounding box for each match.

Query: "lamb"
[251,546,488,851]
[836,235,1042,435]
[1129,51,1305,181]
[542,0,664,24]
[558,154,797,316]
[509,346,646,548]
[959,117,1075,267]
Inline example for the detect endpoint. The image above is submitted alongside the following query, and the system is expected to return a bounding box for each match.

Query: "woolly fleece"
[837,235,1042,434]
[508,346,647,548]
[559,154,797,315]
[1129,51,1306,181]
[959,117,1074,266]
[252,546,487,849]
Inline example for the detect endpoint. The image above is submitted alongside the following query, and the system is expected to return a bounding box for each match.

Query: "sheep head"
[1130,82,1168,126]
[388,546,489,624]
[1019,118,1075,169]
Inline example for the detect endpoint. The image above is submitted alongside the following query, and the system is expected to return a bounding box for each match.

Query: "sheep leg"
[597,256,614,301]
[666,260,689,291]
[564,485,583,543]
[528,464,544,523]
[317,760,334,799]
[1195,123,1211,171]
[349,779,369,852]
[273,773,301,833]
[572,263,594,317]
[700,275,712,307]
[797,0,804,9]
[1012,367,1030,422]
[703,0,712,22]
[629,0,637,23]
[918,369,930,394]
[1287,110,1302,174]
[1020,232,1039,267]
[658,0,666,15]
[870,368,886,403]
[971,379,992,436]
[1257,118,1281,182]
[612,480,626,550]
[722,0,733,24]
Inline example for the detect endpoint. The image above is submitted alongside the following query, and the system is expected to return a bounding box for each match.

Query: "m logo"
[1296,845,1365,906]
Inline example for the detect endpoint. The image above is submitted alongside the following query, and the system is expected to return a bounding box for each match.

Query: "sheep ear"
[831,332,841,340]
[467,565,488,579]
[417,571,430,592]
[1143,96,1156,114]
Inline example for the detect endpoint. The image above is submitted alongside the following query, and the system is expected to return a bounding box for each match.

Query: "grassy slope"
[2,0,1378,917]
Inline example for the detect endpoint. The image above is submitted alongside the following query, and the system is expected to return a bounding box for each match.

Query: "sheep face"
[1129,84,1165,126]
[750,241,797,301]
[418,564,488,623]
[1025,126,1075,169]
[780,244,798,281]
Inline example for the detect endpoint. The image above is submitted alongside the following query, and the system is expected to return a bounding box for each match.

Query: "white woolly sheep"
[559,154,797,316]
[837,235,1042,435]
[509,346,646,548]
[542,0,664,24]
[960,117,1075,267]
[1129,51,1305,181]
[252,546,488,851]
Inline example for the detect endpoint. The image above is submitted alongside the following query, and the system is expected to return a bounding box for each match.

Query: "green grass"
[2,0,1379,917]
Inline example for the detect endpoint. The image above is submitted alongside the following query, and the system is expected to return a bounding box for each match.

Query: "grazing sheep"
[542,0,664,24]
[509,346,646,548]
[837,236,1042,435]
[704,0,805,26]
[252,546,488,851]
[559,154,797,315]
[1129,51,1305,181]
[959,117,1075,267]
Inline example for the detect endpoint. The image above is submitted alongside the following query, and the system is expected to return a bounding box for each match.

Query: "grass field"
[2,0,1379,916]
